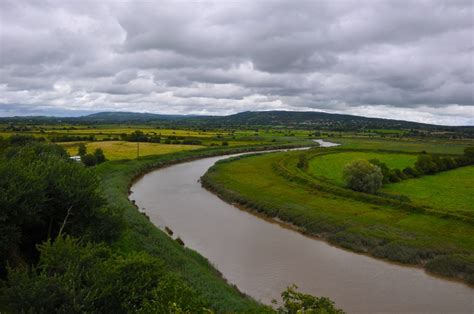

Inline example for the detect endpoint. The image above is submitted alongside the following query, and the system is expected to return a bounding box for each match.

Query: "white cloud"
[0,0,473,125]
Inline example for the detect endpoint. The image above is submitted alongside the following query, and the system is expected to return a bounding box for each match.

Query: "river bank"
[130,140,473,313]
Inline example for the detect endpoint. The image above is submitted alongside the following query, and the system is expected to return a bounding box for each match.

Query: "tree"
[369,159,390,183]
[77,143,87,156]
[343,160,383,194]
[81,153,97,167]
[415,154,438,174]
[464,147,474,162]
[0,142,110,269]
[93,148,106,164]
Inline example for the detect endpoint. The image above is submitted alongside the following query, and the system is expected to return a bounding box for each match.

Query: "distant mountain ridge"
[1,110,473,133]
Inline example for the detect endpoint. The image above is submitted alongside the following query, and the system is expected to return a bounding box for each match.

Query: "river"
[130,140,473,313]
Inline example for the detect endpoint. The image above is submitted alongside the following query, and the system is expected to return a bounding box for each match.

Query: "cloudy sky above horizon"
[0,0,473,125]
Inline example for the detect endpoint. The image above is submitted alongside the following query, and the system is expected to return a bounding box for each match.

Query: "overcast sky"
[0,0,473,125]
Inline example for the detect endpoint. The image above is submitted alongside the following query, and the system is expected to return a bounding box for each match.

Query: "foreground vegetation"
[202,138,474,285]
[1,135,346,312]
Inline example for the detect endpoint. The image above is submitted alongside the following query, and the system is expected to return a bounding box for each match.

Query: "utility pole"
[136,133,140,159]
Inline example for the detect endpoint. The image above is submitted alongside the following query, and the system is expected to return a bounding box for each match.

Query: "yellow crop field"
[62,141,203,160]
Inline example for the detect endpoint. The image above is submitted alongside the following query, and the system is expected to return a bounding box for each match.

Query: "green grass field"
[383,166,474,215]
[201,139,474,284]
[326,137,471,154]
[61,141,204,160]
[307,151,418,185]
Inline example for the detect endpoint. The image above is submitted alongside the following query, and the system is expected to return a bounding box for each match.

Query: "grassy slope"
[95,142,313,312]
[201,140,474,284]
[62,141,203,160]
[307,151,417,185]
[383,166,474,215]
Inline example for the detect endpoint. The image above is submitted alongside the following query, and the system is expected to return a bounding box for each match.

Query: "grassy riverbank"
[95,142,314,312]
[201,138,474,285]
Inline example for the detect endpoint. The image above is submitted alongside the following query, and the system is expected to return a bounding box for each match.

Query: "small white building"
[70,155,81,162]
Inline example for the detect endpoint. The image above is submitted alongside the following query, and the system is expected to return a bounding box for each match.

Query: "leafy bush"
[402,166,420,178]
[278,285,344,314]
[369,159,390,183]
[343,160,383,194]
[77,143,87,156]
[0,142,121,268]
[1,237,209,313]
[415,154,438,174]
[93,148,106,164]
[81,153,98,166]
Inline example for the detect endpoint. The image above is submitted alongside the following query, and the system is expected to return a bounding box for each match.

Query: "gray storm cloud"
[0,0,473,125]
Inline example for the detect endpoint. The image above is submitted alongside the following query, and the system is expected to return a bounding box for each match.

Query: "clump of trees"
[77,144,106,167]
[120,130,203,145]
[343,160,383,194]
[50,134,95,142]
[0,142,122,273]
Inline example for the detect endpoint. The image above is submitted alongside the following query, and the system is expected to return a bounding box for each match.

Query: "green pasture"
[383,166,474,215]
[327,137,471,154]
[307,151,418,185]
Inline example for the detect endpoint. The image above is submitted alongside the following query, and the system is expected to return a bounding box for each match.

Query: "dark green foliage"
[464,147,474,160]
[343,160,383,194]
[222,141,229,146]
[415,154,438,174]
[93,148,106,164]
[0,142,120,269]
[387,168,406,182]
[50,134,95,142]
[1,237,208,313]
[369,159,390,183]
[77,143,87,156]
[296,154,308,170]
[278,285,344,314]
[182,139,203,145]
[81,153,98,166]
[402,166,420,178]
[8,134,40,145]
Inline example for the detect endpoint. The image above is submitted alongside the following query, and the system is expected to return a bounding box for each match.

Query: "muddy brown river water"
[130,140,473,313]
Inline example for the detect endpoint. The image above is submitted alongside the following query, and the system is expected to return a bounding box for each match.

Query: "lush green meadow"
[307,151,418,185]
[382,166,474,216]
[327,137,470,154]
[202,138,474,284]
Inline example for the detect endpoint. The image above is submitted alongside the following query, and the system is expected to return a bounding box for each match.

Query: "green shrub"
[415,154,438,174]
[93,148,106,164]
[81,153,98,166]
[343,160,383,194]
[278,284,344,314]
[1,237,208,313]
[369,159,390,183]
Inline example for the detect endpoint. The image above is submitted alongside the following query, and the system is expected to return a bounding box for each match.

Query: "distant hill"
[1,110,473,135]
[81,111,190,122]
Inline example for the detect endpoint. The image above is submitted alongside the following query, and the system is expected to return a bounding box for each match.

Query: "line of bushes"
[369,147,474,184]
